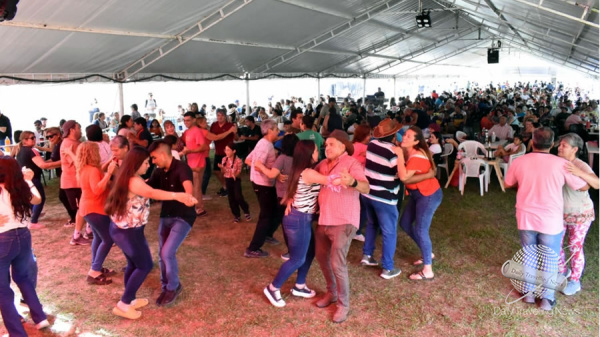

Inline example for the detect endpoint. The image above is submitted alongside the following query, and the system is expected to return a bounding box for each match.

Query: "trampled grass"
[3,169,598,337]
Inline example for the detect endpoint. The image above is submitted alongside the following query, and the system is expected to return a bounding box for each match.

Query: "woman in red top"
[393,126,442,281]
[76,142,117,285]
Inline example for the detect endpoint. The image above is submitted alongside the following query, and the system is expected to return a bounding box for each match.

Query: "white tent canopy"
[0,0,597,83]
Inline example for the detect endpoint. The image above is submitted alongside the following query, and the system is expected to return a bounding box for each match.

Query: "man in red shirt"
[180,112,208,216]
[210,109,235,196]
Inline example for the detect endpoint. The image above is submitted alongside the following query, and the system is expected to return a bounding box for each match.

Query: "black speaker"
[487,49,499,64]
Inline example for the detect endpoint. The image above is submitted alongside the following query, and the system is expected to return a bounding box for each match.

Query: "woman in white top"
[104,147,196,319]
[263,140,339,308]
[0,157,50,334]
[556,133,598,296]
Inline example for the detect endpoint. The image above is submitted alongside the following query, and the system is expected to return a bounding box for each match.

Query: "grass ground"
[2,168,598,337]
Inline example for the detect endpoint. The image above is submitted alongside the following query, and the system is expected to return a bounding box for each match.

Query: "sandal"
[86,274,112,285]
[101,267,116,276]
[409,271,435,281]
[112,306,141,320]
[413,254,436,266]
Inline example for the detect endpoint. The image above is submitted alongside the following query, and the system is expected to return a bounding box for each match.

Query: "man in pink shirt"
[313,130,369,323]
[505,127,587,311]
[179,112,208,217]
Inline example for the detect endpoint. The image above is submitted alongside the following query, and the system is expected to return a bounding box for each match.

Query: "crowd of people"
[0,79,598,335]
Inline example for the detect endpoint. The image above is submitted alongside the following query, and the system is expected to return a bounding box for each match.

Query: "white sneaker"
[264,286,286,307]
[354,234,365,242]
[36,319,50,330]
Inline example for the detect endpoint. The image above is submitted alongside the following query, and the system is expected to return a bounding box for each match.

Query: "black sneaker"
[219,189,228,197]
[156,289,166,305]
[264,236,280,245]
[216,188,225,196]
[160,283,183,306]
[361,254,378,266]
[196,210,208,217]
[244,249,269,258]
[233,217,240,223]
[244,214,252,221]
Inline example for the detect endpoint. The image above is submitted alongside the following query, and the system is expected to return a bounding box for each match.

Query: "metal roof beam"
[567,6,592,60]
[395,39,491,76]
[481,26,598,73]
[446,0,599,47]
[462,12,599,66]
[513,0,600,29]
[503,41,598,76]
[482,0,528,46]
[365,25,480,74]
[319,13,459,73]
[250,0,409,73]
[114,0,253,81]
[274,0,415,35]
[457,8,599,53]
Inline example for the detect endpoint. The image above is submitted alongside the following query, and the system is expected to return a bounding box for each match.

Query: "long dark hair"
[408,126,436,173]
[118,115,132,132]
[283,140,316,204]
[105,146,149,218]
[0,156,33,221]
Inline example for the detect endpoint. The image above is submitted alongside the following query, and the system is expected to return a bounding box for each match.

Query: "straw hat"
[373,118,402,138]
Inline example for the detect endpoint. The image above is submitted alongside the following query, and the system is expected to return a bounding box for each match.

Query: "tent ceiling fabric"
[0,0,597,80]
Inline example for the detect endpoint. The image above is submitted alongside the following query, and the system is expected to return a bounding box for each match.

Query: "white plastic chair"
[437,143,454,180]
[456,131,467,143]
[459,158,486,196]
[499,144,526,176]
[458,140,486,159]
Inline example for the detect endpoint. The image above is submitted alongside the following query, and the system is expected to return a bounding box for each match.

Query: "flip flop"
[112,306,142,320]
[409,271,435,281]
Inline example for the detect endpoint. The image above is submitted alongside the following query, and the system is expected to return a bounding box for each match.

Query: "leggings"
[558,220,593,282]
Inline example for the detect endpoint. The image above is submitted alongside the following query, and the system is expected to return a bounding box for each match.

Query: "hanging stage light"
[415,11,432,28]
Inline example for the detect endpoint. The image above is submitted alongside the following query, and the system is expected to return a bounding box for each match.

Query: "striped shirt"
[291,174,321,214]
[364,139,400,205]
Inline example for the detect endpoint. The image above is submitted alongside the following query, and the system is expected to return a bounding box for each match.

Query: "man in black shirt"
[0,109,12,143]
[148,140,197,307]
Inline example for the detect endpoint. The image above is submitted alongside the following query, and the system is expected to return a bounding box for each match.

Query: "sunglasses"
[26,137,36,140]
[47,134,57,139]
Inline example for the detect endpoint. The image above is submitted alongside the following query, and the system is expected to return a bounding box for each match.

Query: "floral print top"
[111,194,150,229]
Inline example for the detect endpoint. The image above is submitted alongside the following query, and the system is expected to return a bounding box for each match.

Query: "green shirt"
[297,130,324,159]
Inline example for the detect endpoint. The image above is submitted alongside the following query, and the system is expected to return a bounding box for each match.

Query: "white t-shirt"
[429,143,442,155]
[0,187,28,233]
[563,158,595,216]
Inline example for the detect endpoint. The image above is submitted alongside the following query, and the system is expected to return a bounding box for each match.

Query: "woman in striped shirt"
[263,140,339,308]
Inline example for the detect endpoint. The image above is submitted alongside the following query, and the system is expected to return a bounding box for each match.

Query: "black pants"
[268,197,288,246]
[225,178,249,218]
[58,188,77,222]
[247,183,278,251]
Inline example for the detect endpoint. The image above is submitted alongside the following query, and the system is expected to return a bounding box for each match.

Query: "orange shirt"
[404,153,440,196]
[79,166,109,216]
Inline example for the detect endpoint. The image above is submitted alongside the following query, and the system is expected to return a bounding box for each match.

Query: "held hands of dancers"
[107,161,118,175]
[21,167,34,181]
[391,146,405,162]
[338,169,356,188]
[172,192,197,207]
[277,174,288,183]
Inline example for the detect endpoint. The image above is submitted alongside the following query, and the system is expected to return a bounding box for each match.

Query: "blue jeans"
[202,157,212,195]
[0,228,46,337]
[30,177,45,224]
[84,213,114,272]
[109,223,153,304]
[399,188,442,265]
[272,208,315,288]
[362,198,399,271]
[158,217,192,291]
[357,195,368,235]
[519,230,564,300]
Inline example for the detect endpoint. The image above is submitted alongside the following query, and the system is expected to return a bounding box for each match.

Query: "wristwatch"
[351,179,358,188]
